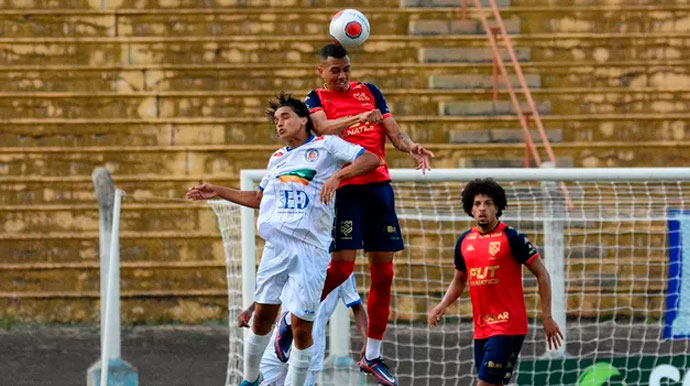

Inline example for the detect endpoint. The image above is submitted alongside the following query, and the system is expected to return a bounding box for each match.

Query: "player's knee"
[370,261,394,288]
[291,321,313,349]
[252,304,279,335]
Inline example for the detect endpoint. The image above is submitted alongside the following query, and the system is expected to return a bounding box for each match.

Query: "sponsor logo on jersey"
[277,169,316,186]
[469,265,501,286]
[353,92,371,102]
[280,190,310,210]
[489,241,501,256]
[480,311,510,326]
[466,244,475,252]
[305,149,319,162]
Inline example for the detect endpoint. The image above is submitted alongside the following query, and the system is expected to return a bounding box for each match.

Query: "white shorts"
[254,235,330,322]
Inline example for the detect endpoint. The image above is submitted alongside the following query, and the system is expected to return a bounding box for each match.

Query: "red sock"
[320,260,355,301]
[367,261,394,340]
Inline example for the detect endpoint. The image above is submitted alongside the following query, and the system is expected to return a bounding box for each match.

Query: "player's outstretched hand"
[358,109,383,124]
[186,183,219,201]
[542,316,564,351]
[409,144,435,174]
[321,175,340,204]
[428,304,446,327]
[237,305,254,328]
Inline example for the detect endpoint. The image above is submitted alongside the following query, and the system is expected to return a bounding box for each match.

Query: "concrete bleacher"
[1,1,689,323]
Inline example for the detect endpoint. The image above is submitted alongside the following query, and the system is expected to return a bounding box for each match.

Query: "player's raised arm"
[310,109,371,135]
[186,183,263,209]
[526,257,564,350]
[428,269,467,327]
[382,117,435,173]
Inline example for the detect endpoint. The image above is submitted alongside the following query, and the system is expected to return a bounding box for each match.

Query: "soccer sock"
[286,344,314,386]
[367,260,394,341]
[319,260,355,300]
[244,329,271,382]
[365,337,383,361]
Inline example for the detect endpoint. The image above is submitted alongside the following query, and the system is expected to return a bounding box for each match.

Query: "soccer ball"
[329,9,370,48]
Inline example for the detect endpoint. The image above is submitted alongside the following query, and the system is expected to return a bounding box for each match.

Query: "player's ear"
[317,65,325,78]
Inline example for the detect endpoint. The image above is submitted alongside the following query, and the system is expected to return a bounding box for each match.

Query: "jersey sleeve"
[259,152,278,191]
[454,230,471,272]
[304,90,323,114]
[505,226,540,265]
[323,135,366,165]
[364,83,392,120]
[339,275,362,308]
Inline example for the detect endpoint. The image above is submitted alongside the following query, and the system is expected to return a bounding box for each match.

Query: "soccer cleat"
[359,356,398,386]
[239,374,262,386]
[274,312,293,363]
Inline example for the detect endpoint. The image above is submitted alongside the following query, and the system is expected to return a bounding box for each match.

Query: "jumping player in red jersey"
[428,178,563,386]
[272,43,434,386]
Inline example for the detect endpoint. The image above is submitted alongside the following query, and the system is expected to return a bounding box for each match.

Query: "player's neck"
[476,220,500,234]
[284,134,313,150]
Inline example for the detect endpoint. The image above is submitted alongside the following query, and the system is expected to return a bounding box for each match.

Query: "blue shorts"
[474,334,525,385]
[332,182,404,252]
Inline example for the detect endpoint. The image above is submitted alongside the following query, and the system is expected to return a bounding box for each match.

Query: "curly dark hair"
[461,178,507,218]
[265,92,314,135]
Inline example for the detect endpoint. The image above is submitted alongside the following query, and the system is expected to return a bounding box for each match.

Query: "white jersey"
[257,135,364,250]
[260,274,362,379]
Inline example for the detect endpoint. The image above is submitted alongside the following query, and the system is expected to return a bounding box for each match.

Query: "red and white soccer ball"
[329,9,370,48]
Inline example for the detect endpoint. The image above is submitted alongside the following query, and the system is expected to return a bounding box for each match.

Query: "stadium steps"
[1,88,689,118]
[0,33,688,66]
[3,5,690,38]
[0,174,240,206]
[3,113,690,146]
[0,61,687,92]
[2,142,690,179]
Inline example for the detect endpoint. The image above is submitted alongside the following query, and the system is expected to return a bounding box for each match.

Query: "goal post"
[211,167,690,386]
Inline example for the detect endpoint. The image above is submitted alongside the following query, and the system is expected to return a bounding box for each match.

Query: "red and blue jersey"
[454,222,540,339]
[305,82,392,187]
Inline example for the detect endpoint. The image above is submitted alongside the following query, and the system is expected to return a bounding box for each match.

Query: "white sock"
[365,338,383,361]
[286,344,314,386]
[244,329,271,382]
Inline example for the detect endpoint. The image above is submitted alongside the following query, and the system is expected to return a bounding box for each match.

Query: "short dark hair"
[265,92,314,135]
[461,178,507,218]
[320,43,349,61]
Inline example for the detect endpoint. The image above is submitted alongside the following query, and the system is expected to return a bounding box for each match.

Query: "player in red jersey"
[428,178,563,386]
[284,43,433,386]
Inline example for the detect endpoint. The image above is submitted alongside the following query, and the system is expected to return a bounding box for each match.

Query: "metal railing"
[461,0,572,205]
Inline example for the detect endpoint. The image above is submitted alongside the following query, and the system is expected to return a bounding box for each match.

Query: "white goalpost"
[209,167,690,386]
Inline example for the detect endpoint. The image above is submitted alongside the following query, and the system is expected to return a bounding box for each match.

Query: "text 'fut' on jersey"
[454,222,540,339]
[257,135,364,251]
[305,82,391,187]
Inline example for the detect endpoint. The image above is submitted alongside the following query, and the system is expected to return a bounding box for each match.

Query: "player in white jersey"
[186,93,380,386]
[237,275,367,386]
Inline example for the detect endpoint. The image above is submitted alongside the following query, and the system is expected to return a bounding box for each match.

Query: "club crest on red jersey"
[489,241,501,256]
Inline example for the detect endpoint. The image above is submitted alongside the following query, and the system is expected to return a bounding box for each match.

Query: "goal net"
[210,168,690,386]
